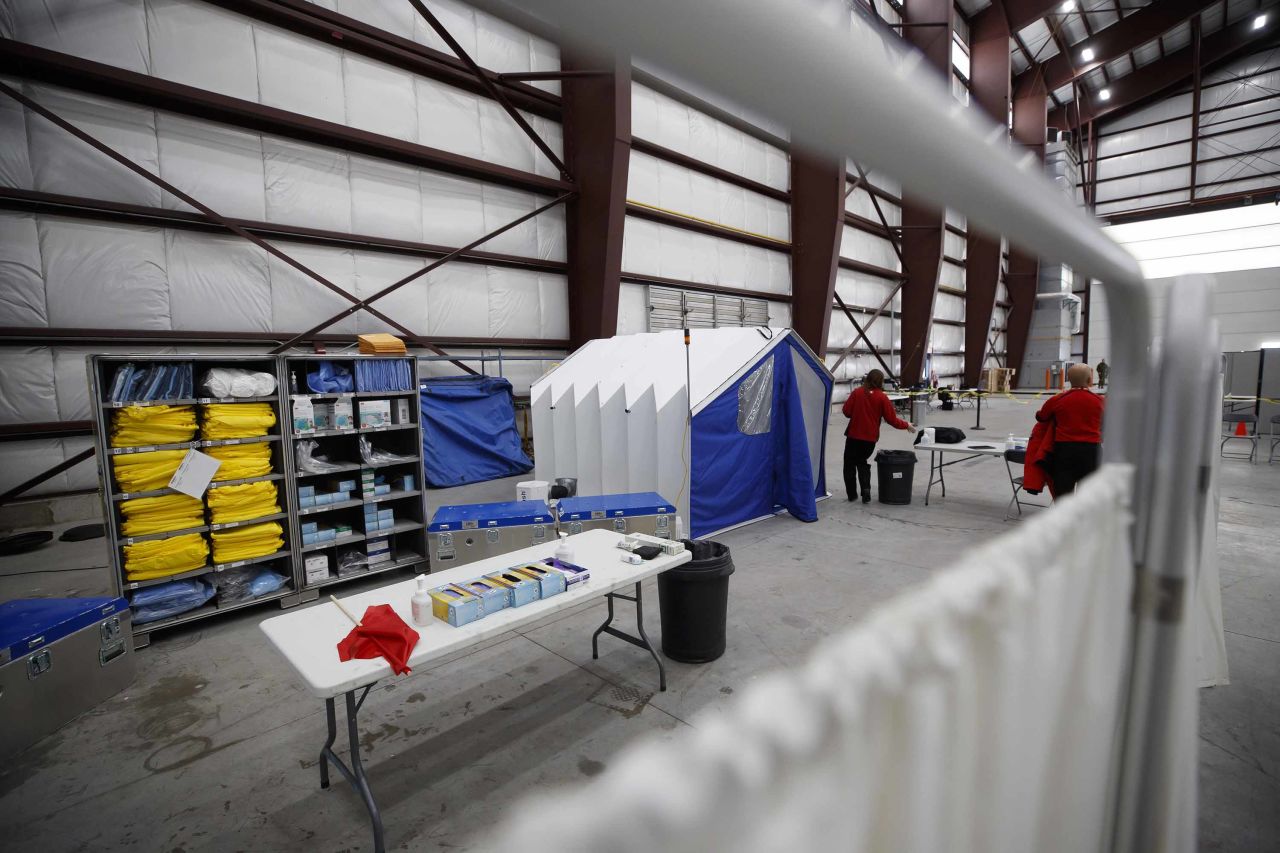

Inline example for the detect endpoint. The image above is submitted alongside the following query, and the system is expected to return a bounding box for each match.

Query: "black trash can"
[875,449,917,505]
[657,539,734,663]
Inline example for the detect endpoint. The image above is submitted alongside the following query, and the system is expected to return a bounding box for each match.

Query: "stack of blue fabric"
[107,362,194,402]
[354,359,414,392]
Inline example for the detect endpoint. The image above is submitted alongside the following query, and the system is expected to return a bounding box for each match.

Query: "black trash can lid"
[875,449,918,463]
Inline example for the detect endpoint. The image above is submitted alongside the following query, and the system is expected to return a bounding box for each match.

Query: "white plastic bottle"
[554,532,574,566]
[410,574,431,626]
[674,515,686,541]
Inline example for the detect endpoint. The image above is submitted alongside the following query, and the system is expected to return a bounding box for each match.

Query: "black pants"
[844,438,876,499]
[1051,441,1100,496]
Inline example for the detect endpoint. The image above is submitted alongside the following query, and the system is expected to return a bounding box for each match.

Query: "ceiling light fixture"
[1060,0,1076,11]
[1099,88,1111,101]
[1081,46,1095,61]
[1253,13,1268,30]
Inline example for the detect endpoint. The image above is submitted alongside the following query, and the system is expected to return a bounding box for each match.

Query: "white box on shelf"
[304,553,330,583]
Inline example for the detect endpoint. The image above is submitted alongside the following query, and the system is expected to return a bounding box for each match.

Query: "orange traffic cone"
[1235,421,1249,436]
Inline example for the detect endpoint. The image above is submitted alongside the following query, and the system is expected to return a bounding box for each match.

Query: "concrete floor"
[0,398,1275,852]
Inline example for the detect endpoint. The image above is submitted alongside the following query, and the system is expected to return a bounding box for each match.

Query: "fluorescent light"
[1099,88,1111,101]
[1081,46,1095,61]
[1253,13,1267,29]
[1060,0,1076,11]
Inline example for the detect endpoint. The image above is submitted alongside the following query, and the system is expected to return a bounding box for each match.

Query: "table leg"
[316,685,384,853]
[591,581,667,692]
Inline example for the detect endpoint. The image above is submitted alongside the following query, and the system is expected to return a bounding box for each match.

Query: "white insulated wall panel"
[840,226,899,272]
[166,231,272,332]
[935,292,966,323]
[627,151,790,241]
[156,114,266,220]
[7,0,564,178]
[0,212,45,327]
[621,218,790,295]
[2,0,150,74]
[0,76,32,189]
[632,83,788,191]
[845,185,901,227]
[39,218,170,329]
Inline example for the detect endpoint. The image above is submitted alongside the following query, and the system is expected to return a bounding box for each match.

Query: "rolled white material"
[487,465,1135,853]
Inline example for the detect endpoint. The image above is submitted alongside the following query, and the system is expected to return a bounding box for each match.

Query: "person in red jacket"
[842,369,915,503]
[1035,363,1105,495]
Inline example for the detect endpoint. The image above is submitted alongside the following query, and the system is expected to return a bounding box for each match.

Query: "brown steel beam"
[206,0,559,117]
[619,273,790,304]
[964,0,1011,388]
[0,327,567,349]
[1006,0,1084,31]
[631,137,790,202]
[0,421,93,440]
[1006,69,1049,387]
[625,203,790,252]
[498,70,611,81]
[0,39,569,195]
[0,187,566,274]
[1190,15,1203,201]
[1019,0,1220,94]
[1050,18,1280,127]
[899,0,954,384]
[408,0,569,180]
[564,53,632,348]
[837,257,907,282]
[789,148,844,358]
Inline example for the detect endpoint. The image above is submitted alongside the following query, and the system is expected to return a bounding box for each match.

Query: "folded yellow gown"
[119,494,205,536]
[123,533,209,581]
[112,449,188,492]
[211,521,284,564]
[206,442,274,481]
[201,403,277,440]
[206,481,281,524]
[110,405,197,448]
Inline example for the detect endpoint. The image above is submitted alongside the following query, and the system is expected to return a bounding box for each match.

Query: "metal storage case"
[556,492,675,538]
[88,354,298,647]
[428,500,553,567]
[0,597,135,760]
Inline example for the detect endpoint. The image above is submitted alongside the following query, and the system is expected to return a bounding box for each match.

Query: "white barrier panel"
[488,465,1138,853]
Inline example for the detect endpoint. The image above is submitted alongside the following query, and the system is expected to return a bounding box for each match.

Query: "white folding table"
[260,529,691,852]
[914,438,1016,506]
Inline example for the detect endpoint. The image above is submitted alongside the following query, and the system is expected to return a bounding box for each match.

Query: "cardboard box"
[378,508,394,522]
[301,521,319,536]
[298,485,316,498]
[514,564,567,599]
[393,398,411,424]
[359,399,391,428]
[335,479,357,493]
[332,397,354,430]
[314,492,333,505]
[374,484,390,496]
[335,524,352,537]
[544,558,590,586]
[299,494,316,508]
[291,396,314,433]
[399,474,414,491]
[304,554,329,583]
[459,578,508,615]
[313,402,332,430]
[429,585,482,627]
[485,570,540,607]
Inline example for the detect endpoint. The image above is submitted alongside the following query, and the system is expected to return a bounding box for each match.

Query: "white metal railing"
[468,1,1211,850]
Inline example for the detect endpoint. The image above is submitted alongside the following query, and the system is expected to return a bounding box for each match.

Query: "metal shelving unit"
[88,354,300,646]
[282,355,428,600]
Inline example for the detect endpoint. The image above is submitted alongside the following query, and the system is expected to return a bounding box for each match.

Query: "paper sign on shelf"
[169,449,222,498]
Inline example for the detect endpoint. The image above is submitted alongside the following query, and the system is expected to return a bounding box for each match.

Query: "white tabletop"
[260,529,692,698]
[913,438,1014,457]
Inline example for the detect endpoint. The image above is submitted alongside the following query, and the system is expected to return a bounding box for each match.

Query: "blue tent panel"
[420,376,532,488]
[689,337,823,538]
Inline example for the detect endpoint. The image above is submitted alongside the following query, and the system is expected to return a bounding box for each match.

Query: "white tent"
[531,327,833,538]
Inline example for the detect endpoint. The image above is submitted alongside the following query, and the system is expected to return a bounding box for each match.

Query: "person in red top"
[1035,363,1105,495]
[842,369,915,503]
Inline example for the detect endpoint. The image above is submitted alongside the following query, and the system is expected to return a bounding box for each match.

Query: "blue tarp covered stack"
[420,376,533,487]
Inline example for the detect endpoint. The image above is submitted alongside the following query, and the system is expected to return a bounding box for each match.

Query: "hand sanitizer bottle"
[410,574,431,626]
[554,532,574,567]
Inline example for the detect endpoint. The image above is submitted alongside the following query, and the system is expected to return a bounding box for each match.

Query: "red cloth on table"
[336,604,419,675]
[1023,419,1057,497]
[842,386,910,442]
